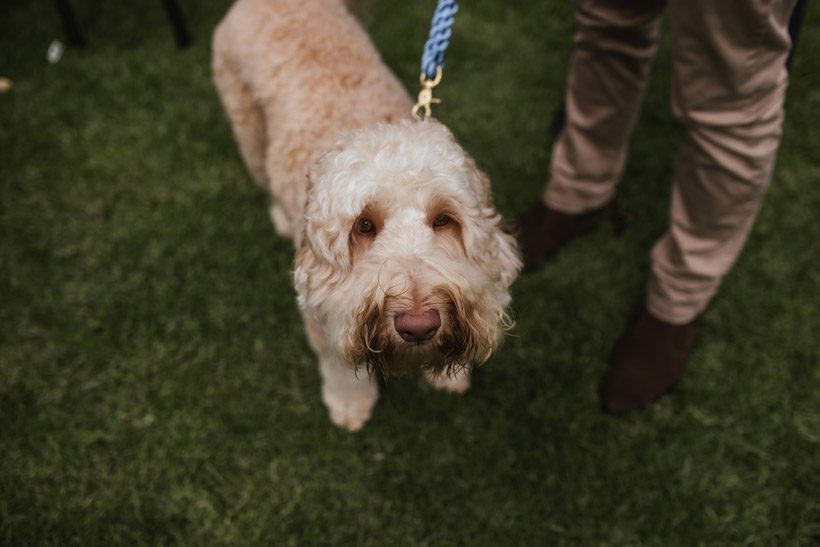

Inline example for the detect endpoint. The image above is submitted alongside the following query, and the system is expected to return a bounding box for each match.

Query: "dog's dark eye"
[432,214,451,229]
[357,217,376,235]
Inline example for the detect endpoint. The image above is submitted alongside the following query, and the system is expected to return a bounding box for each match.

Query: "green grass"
[1,1,819,544]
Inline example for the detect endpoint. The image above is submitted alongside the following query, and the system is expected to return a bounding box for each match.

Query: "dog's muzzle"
[348,285,493,378]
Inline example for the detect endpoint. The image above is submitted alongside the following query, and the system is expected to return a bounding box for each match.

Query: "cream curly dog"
[213,0,520,430]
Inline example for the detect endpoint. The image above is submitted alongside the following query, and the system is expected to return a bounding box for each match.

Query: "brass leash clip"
[412,66,442,121]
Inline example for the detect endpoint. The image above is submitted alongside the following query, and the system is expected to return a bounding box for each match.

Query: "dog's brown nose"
[394,310,441,343]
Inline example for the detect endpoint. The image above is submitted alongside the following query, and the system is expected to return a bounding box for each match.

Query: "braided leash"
[412,0,459,121]
[421,0,458,80]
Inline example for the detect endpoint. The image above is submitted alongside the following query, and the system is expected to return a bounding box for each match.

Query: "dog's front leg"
[319,353,379,432]
[424,367,471,394]
[302,315,378,431]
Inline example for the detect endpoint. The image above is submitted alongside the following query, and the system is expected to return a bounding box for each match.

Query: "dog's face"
[294,120,521,376]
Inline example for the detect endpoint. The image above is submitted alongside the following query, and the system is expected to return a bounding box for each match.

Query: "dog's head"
[293,120,521,376]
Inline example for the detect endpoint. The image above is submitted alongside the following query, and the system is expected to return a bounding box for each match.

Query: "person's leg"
[649,0,797,324]
[519,0,664,269]
[545,0,665,212]
[603,0,797,413]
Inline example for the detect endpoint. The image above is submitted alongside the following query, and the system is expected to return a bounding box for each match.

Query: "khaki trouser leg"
[647,0,796,324]
[543,0,664,214]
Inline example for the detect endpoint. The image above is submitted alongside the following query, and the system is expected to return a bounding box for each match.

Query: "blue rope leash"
[412,0,459,120]
[420,0,459,80]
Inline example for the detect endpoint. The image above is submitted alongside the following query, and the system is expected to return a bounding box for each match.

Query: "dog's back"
[212,0,413,237]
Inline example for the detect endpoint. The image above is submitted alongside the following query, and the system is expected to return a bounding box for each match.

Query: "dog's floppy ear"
[292,162,353,314]
[461,161,522,293]
[431,121,495,210]
[428,122,520,290]
[462,154,494,210]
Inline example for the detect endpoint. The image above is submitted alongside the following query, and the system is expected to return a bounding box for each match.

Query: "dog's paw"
[425,369,471,394]
[322,389,378,432]
[268,202,293,239]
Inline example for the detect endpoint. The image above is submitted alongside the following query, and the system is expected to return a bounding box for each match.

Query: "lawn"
[1,1,818,545]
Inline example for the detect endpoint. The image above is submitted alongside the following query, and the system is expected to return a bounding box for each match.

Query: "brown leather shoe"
[516,199,621,272]
[601,308,700,415]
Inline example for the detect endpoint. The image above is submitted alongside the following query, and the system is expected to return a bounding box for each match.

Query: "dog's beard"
[346,285,499,378]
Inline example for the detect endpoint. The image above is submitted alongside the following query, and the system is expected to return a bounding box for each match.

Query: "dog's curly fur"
[213,0,520,431]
